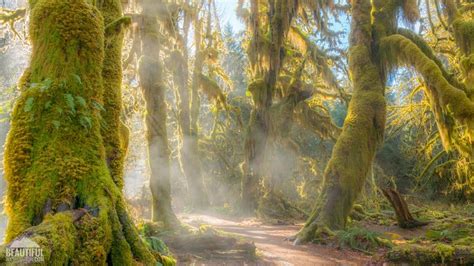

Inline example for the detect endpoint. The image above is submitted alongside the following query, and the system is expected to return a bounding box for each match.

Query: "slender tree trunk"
[295,0,387,243]
[241,97,271,211]
[99,0,129,189]
[1,0,157,264]
[183,11,210,209]
[171,9,210,209]
[138,0,178,226]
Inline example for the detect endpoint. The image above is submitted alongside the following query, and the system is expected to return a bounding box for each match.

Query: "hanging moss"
[380,34,474,143]
[293,101,341,141]
[198,73,227,109]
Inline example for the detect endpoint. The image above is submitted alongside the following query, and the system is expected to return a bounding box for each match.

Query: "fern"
[91,100,105,112]
[79,116,92,130]
[24,97,34,112]
[144,236,170,255]
[72,74,82,86]
[64,93,75,114]
[75,96,86,108]
[336,227,392,253]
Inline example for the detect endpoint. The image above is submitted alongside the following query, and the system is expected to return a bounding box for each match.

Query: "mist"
[1,0,474,265]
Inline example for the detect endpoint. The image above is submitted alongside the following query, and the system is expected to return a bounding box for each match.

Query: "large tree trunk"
[295,0,387,243]
[138,0,178,227]
[1,0,157,264]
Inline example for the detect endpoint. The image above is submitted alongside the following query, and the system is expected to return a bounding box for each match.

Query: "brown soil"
[173,213,375,266]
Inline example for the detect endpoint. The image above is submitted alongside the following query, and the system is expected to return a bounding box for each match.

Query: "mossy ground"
[136,219,257,264]
[343,200,474,264]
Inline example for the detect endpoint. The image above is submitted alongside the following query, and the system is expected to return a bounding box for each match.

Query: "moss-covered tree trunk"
[99,0,129,189]
[379,0,473,179]
[185,11,210,209]
[241,89,272,212]
[241,0,290,212]
[170,7,210,209]
[1,0,159,264]
[295,0,387,243]
[138,0,178,226]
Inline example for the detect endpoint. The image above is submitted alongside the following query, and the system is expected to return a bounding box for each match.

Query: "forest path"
[176,213,372,266]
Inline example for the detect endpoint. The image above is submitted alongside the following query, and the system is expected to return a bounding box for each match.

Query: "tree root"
[257,190,308,223]
[293,222,335,245]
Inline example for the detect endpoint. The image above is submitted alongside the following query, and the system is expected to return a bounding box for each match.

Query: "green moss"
[296,0,387,243]
[2,0,159,264]
[4,0,106,242]
[72,214,107,265]
[387,243,462,264]
[336,227,392,253]
[98,0,128,189]
[380,34,474,147]
[247,79,271,108]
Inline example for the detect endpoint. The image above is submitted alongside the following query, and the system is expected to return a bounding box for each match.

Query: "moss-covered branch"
[293,101,341,141]
[380,34,474,141]
[104,16,131,37]
[396,28,466,92]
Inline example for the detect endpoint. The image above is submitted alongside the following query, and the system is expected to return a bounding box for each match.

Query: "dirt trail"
[177,213,372,266]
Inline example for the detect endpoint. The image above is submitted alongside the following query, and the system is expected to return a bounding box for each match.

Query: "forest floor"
[131,198,474,265]
[173,213,372,265]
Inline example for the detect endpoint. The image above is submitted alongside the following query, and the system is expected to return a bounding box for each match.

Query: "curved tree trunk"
[138,0,178,227]
[1,0,158,264]
[295,0,387,243]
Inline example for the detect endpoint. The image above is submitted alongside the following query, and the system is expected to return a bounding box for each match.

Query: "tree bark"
[381,188,427,229]
[99,0,129,190]
[241,0,291,213]
[170,7,210,209]
[1,0,158,264]
[138,0,179,226]
[295,0,387,243]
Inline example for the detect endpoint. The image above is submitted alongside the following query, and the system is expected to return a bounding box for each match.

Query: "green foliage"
[64,93,75,114]
[336,227,392,253]
[23,97,34,112]
[30,78,52,92]
[145,236,170,255]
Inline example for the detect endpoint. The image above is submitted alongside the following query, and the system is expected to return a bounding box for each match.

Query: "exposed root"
[257,190,308,223]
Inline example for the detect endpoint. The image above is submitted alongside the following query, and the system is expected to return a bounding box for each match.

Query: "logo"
[5,237,44,263]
